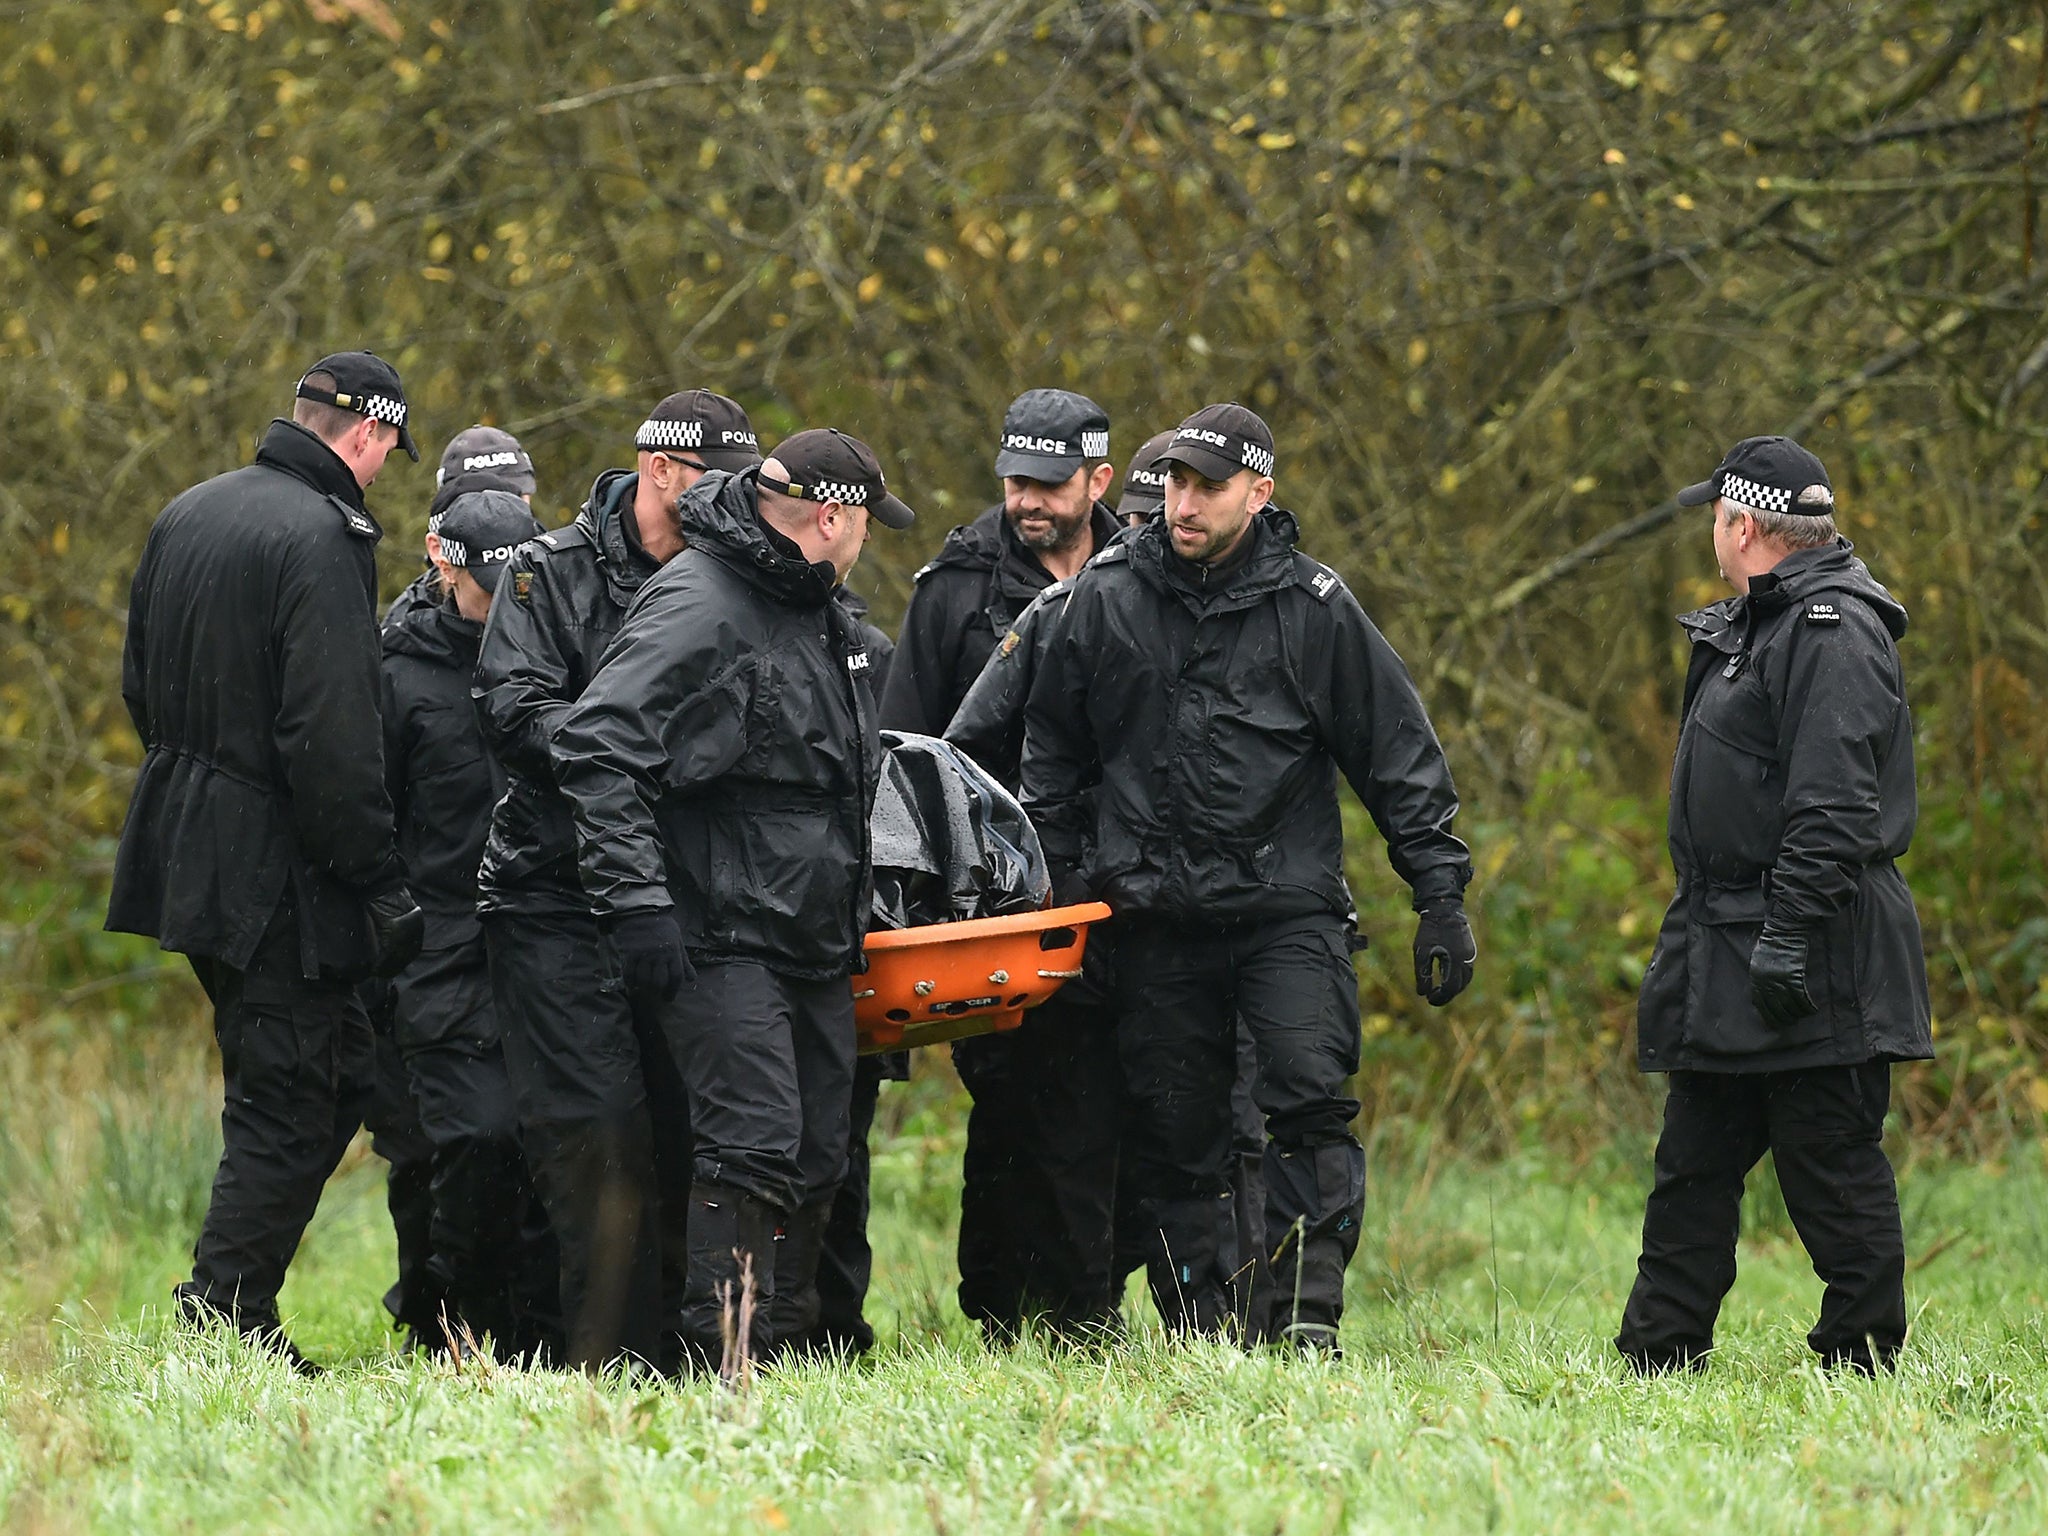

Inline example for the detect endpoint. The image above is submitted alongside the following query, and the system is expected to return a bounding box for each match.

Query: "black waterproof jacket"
[382,579,499,950]
[552,468,883,980]
[1021,510,1471,924]
[836,586,896,697]
[472,469,661,914]
[1636,540,1932,1073]
[944,574,1078,789]
[879,500,1121,736]
[108,420,399,976]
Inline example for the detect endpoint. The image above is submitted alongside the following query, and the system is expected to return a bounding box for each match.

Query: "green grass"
[5,1031,2048,1533]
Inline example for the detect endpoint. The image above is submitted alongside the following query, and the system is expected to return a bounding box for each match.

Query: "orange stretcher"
[852,901,1113,1054]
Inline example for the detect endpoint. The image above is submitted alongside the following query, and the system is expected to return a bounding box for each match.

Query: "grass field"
[4,1029,2048,1533]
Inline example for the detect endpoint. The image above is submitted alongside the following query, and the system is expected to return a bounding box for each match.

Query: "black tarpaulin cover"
[870,731,1050,929]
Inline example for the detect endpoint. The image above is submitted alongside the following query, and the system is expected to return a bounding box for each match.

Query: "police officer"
[553,429,911,1371]
[382,489,558,1359]
[882,389,1127,1341]
[108,351,426,1372]
[473,390,762,1371]
[1616,437,1931,1376]
[1022,403,1475,1352]
[944,560,1277,1337]
[365,422,541,1349]
[879,389,1121,735]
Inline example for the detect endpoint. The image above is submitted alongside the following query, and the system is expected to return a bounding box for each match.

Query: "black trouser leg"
[393,944,517,1353]
[954,1033,1036,1337]
[1237,919,1365,1347]
[661,963,855,1367]
[956,1004,1123,1341]
[634,994,695,1371]
[1616,1072,1770,1371]
[485,910,663,1371]
[1114,923,1240,1336]
[810,1053,887,1355]
[1766,1063,1907,1372]
[179,917,375,1337]
[360,979,437,1341]
[1227,1021,1271,1340]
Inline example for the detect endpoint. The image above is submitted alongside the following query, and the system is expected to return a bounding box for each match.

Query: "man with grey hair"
[1617,435,1932,1376]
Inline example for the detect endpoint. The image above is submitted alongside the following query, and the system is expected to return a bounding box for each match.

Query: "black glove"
[1413,903,1476,1007]
[364,881,425,979]
[1750,921,1816,1029]
[610,909,693,1006]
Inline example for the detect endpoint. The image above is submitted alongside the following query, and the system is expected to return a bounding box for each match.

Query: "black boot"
[767,1197,837,1362]
[679,1182,778,1377]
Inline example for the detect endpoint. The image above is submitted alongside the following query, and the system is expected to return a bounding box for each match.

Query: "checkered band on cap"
[439,537,471,564]
[1242,441,1275,476]
[1081,430,1109,458]
[1721,473,1791,514]
[361,393,407,428]
[807,478,869,505]
[637,417,705,451]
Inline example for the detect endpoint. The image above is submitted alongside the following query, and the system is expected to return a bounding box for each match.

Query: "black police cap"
[635,389,763,472]
[995,389,1111,482]
[430,425,534,526]
[760,428,916,529]
[1676,436,1835,516]
[434,489,544,594]
[296,351,418,460]
[1116,429,1176,521]
[1155,402,1276,484]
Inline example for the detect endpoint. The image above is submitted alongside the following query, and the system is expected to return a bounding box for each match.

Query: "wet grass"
[3,1022,2047,1532]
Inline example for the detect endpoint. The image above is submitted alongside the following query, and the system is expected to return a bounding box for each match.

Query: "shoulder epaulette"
[328,494,381,541]
[1293,550,1344,602]
[536,523,593,555]
[1091,543,1131,566]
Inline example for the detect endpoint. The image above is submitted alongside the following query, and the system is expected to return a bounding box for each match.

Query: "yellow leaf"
[428,232,453,261]
[1407,338,1429,366]
[1437,466,1461,493]
[1673,192,1695,210]
[51,523,70,556]
[1256,131,1297,151]
[1502,4,1522,26]
[857,273,883,302]
[1602,147,1626,165]
[2029,1078,2048,1115]
[923,246,951,270]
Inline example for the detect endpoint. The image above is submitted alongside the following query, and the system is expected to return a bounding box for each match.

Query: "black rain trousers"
[1617,1062,1907,1374]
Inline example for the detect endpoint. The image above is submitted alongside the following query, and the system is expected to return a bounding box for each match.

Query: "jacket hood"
[254,419,369,514]
[678,467,839,607]
[1750,538,1909,639]
[382,578,482,667]
[574,467,659,597]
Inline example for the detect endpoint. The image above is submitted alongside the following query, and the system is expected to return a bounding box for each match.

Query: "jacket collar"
[1127,506,1302,608]
[254,419,367,511]
[678,467,840,608]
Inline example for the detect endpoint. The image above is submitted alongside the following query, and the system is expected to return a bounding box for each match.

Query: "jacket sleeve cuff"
[1409,865,1471,911]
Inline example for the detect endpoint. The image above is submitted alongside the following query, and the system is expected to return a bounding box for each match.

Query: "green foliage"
[4,0,2047,1132]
